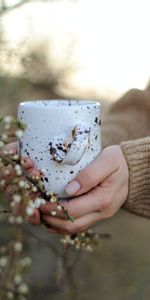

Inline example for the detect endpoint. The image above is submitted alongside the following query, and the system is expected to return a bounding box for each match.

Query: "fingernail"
[65,180,81,195]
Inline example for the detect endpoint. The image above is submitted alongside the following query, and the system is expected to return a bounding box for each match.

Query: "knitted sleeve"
[102,88,150,217]
[121,137,150,217]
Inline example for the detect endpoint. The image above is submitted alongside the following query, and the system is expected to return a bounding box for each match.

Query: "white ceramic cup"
[18,100,101,198]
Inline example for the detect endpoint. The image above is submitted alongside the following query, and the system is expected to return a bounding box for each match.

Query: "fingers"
[42,211,101,234]
[21,157,41,178]
[65,146,119,197]
[27,209,41,226]
[5,184,19,202]
[1,141,17,155]
[40,185,109,219]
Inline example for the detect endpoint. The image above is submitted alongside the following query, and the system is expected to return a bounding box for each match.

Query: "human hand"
[0,142,41,225]
[40,145,129,234]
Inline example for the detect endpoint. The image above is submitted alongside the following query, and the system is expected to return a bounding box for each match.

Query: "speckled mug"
[18,100,101,198]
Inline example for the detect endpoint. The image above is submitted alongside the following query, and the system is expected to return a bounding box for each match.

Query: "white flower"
[57,205,62,211]
[14,242,23,252]
[85,245,93,252]
[14,274,22,285]
[4,116,13,124]
[16,169,22,176]
[1,133,8,141]
[32,186,38,192]
[8,215,15,224]
[13,155,19,161]
[50,197,56,203]
[20,257,32,267]
[46,191,52,196]
[51,210,57,216]
[18,282,29,294]
[28,200,35,208]
[26,206,34,216]
[7,150,13,155]
[41,198,46,205]
[7,291,14,299]
[34,198,42,208]
[18,180,26,188]
[5,124,11,130]
[75,244,81,250]
[15,130,23,138]
[34,198,46,208]
[0,256,8,267]
[10,201,15,208]
[0,141,4,148]
[16,216,23,224]
[0,179,5,187]
[4,169,10,176]
[12,194,22,204]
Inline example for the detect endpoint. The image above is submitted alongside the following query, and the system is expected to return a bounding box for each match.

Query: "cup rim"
[19,99,101,108]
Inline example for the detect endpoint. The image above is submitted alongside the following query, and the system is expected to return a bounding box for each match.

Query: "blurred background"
[0,1,150,299]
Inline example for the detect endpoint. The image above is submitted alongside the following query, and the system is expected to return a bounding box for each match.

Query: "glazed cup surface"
[18,99,101,198]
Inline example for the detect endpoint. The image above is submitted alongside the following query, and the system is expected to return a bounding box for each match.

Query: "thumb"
[65,147,117,197]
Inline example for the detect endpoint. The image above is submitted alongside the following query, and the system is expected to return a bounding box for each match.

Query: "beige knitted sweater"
[102,88,150,218]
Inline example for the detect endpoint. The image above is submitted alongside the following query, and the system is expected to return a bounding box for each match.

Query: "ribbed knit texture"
[121,138,150,217]
[102,88,150,218]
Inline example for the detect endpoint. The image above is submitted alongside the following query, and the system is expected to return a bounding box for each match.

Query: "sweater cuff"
[120,137,150,218]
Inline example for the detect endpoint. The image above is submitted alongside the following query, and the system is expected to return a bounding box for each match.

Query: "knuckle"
[78,168,95,190]
[100,196,112,210]
[64,222,79,234]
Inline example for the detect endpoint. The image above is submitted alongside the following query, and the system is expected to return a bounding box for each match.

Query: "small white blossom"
[20,257,32,267]
[12,194,22,204]
[34,198,42,208]
[7,150,13,155]
[14,242,23,252]
[4,116,13,124]
[5,124,11,130]
[50,197,56,203]
[0,179,5,187]
[86,245,93,252]
[34,198,46,208]
[57,205,62,211]
[0,141,4,148]
[13,154,19,161]
[28,200,35,208]
[14,164,21,170]
[32,186,38,192]
[10,201,15,208]
[18,283,29,294]
[4,169,10,176]
[1,133,8,141]
[14,274,22,285]
[0,256,8,267]
[75,244,81,250]
[15,130,23,138]
[7,291,14,299]
[26,206,34,216]
[8,215,15,224]
[18,180,26,188]
[16,216,23,224]
[46,191,51,196]
[41,198,46,205]
[51,210,57,216]
[81,232,85,237]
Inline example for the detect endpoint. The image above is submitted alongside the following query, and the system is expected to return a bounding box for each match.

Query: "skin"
[0,142,129,234]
